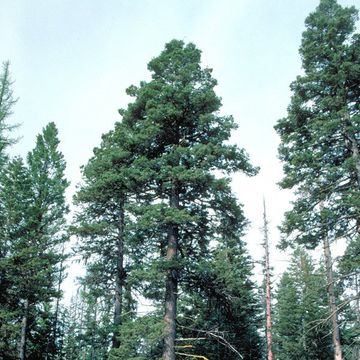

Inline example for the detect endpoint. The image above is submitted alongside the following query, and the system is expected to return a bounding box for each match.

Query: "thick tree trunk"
[112,199,125,349]
[19,299,29,360]
[163,184,179,360]
[323,231,343,360]
[262,201,273,360]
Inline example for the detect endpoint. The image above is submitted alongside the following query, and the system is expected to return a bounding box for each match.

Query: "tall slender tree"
[262,200,273,360]
[275,1,360,358]
[73,122,150,351]
[0,61,18,168]
[0,63,18,353]
[0,122,69,359]
[338,236,360,359]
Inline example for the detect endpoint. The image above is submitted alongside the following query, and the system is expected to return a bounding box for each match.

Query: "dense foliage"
[275,0,360,248]
[273,249,333,360]
[73,39,262,360]
[1,1,359,358]
[0,122,69,359]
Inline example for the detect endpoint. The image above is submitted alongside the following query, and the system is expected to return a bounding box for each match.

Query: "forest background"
[0,1,359,359]
[3,0,357,291]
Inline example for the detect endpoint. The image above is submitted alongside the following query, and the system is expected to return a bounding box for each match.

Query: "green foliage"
[273,248,333,359]
[275,0,360,248]
[73,121,144,352]
[338,236,360,359]
[109,313,163,360]
[117,39,260,359]
[72,39,261,359]
[177,238,263,360]
[0,61,18,169]
[0,123,69,358]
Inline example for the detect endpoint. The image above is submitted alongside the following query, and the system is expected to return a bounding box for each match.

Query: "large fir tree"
[117,39,259,360]
[75,39,261,360]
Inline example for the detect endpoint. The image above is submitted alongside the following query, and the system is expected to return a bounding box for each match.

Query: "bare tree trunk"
[163,183,179,360]
[321,203,343,360]
[19,299,29,360]
[262,200,273,360]
[112,198,125,349]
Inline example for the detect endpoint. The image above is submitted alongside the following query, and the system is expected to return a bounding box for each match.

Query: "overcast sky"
[1,0,358,293]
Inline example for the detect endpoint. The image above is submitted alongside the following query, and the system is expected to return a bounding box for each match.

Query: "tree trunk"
[322,223,343,360]
[112,198,125,349]
[163,183,179,360]
[48,244,65,357]
[353,275,360,360]
[262,200,273,360]
[19,298,29,360]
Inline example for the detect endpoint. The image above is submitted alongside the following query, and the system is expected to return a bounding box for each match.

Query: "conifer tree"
[262,200,273,360]
[0,63,18,351]
[273,248,333,360]
[75,39,260,359]
[275,0,359,246]
[338,237,360,359]
[119,39,259,360]
[73,122,148,350]
[0,123,69,359]
[0,61,18,168]
[176,234,263,360]
[275,1,360,358]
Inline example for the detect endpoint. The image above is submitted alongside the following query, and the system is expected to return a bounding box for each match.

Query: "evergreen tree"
[0,157,32,359]
[0,61,18,168]
[0,62,18,356]
[274,2,360,358]
[62,295,83,360]
[275,0,360,247]
[73,122,147,351]
[176,236,263,360]
[75,39,260,359]
[262,200,273,360]
[0,123,69,359]
[273,248,333,360]
[338,236,360,359]
[117,39,259,359]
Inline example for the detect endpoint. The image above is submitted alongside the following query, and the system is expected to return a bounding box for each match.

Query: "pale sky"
[1,0,358,294]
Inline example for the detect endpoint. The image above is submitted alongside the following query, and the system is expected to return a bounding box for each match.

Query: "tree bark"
[48,244,65,357]
[321,202,343,360]
[112,198,125,349]
[262,200,273,360]
[163,183,179,360]
[353,275,360,360]
[19,298,29,360]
